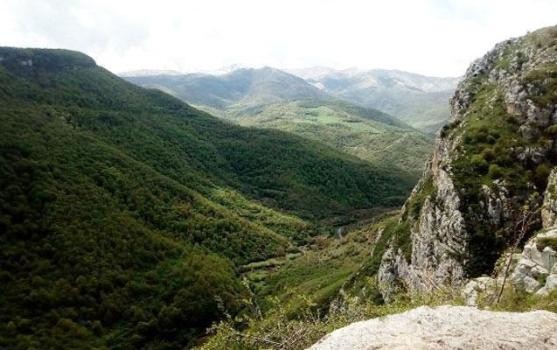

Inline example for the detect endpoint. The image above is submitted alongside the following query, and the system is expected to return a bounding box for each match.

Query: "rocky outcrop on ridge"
[377,26,557,301]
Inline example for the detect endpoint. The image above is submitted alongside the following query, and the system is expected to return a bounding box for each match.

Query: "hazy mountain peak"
[283,66,460,132]
[119,69,184,77]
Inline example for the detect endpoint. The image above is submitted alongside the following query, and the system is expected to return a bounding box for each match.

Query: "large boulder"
[308,305,557,350]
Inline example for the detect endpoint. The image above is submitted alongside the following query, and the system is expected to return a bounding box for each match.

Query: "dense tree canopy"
[0,48,415,348]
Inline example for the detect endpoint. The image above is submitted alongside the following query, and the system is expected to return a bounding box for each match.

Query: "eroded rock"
[308,305,557,350]
[377,26,557,301]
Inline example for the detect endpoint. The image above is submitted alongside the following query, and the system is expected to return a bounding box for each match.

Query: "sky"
[0,0,556,77]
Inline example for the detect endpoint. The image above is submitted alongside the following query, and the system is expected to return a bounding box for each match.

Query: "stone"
[542,247,557,271]
[519,124,540,142]
[516,146,545,165]
[535,274,557,296]
[545,274,557,290]
[308,306,557,350]
[461,277,496,306]
[482,185,505,225]
[508,226,557,294]
[523,276,542,293]
[541,170,557,228]
[531,264,549,277]
[522,242,543,266]
[377,248,412,303]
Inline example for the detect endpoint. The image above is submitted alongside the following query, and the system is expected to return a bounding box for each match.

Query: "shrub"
[471,154,489,173]
[440,120,461,138]
[534,163,551,189]
[537,236,557,252]
[482,148,496,162]
[488,164,505,179]
[545,125,557,137]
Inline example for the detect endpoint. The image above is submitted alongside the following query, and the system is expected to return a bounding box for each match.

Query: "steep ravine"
[307,25,557,350]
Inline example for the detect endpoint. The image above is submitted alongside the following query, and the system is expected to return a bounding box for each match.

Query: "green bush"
[537,236,557,251]
[471,154,489,173]
[545,124,557,137]
[482,148,496,161]
[488,164,505,179]
[534,163,552,189]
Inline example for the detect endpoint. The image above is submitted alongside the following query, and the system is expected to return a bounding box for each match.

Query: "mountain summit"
[287,67,459,133]
[123,66,329,109]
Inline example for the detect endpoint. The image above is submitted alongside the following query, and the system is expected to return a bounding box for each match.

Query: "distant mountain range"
[123,66,459,133]
[126,67,329,109]
[123,67,436,178]
[119,69,184,77]
[287,67,460,133]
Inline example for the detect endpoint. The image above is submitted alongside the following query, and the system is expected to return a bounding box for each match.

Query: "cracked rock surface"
[308,305,557,350]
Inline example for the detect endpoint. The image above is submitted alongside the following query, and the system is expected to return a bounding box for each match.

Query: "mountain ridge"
[123,67,435,179]
[286,67,459,133]
[123,66,458,133]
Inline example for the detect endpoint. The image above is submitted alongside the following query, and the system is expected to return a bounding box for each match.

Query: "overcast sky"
[1,0,556,77]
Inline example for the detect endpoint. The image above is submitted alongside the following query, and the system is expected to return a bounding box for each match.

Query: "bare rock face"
[308,306,557,350]
[462,170,557,305]
[377,247,411,302]
[377,26,557,301]
[512,226,557,295]
[542,168,557,227]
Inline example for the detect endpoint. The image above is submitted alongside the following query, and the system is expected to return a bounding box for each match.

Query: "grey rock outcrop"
[512,227,557,295]
[462,171,557,304]
[377,26,557,301]
[377,247,411,302]
[462,228,557,304]
[461,276,502,306]
[542,168,557,227]
[308,305,557,350]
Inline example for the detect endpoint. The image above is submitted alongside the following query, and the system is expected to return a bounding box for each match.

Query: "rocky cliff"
[377,26,557,301]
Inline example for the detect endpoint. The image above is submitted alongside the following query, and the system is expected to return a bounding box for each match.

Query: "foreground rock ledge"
[308,305,557,350]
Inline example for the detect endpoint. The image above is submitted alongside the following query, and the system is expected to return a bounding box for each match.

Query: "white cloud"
[0,0,556,76]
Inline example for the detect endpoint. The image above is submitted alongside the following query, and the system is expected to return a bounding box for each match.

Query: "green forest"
[0,48,417,349]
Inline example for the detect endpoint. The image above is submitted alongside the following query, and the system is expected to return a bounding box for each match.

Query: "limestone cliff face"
[378,26,557,301]
[542,168,557,227]
[462,171,557,306]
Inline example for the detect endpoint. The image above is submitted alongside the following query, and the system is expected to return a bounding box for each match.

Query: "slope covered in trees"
[124,68,434,179]
[0,47,416,349]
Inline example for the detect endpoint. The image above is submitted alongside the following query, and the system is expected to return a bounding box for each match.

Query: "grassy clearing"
[230,101,434,181]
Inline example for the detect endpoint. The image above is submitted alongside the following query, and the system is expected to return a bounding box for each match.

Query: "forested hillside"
[124,68,434,179]
[201,26,557,350]
[0,48,415,349]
